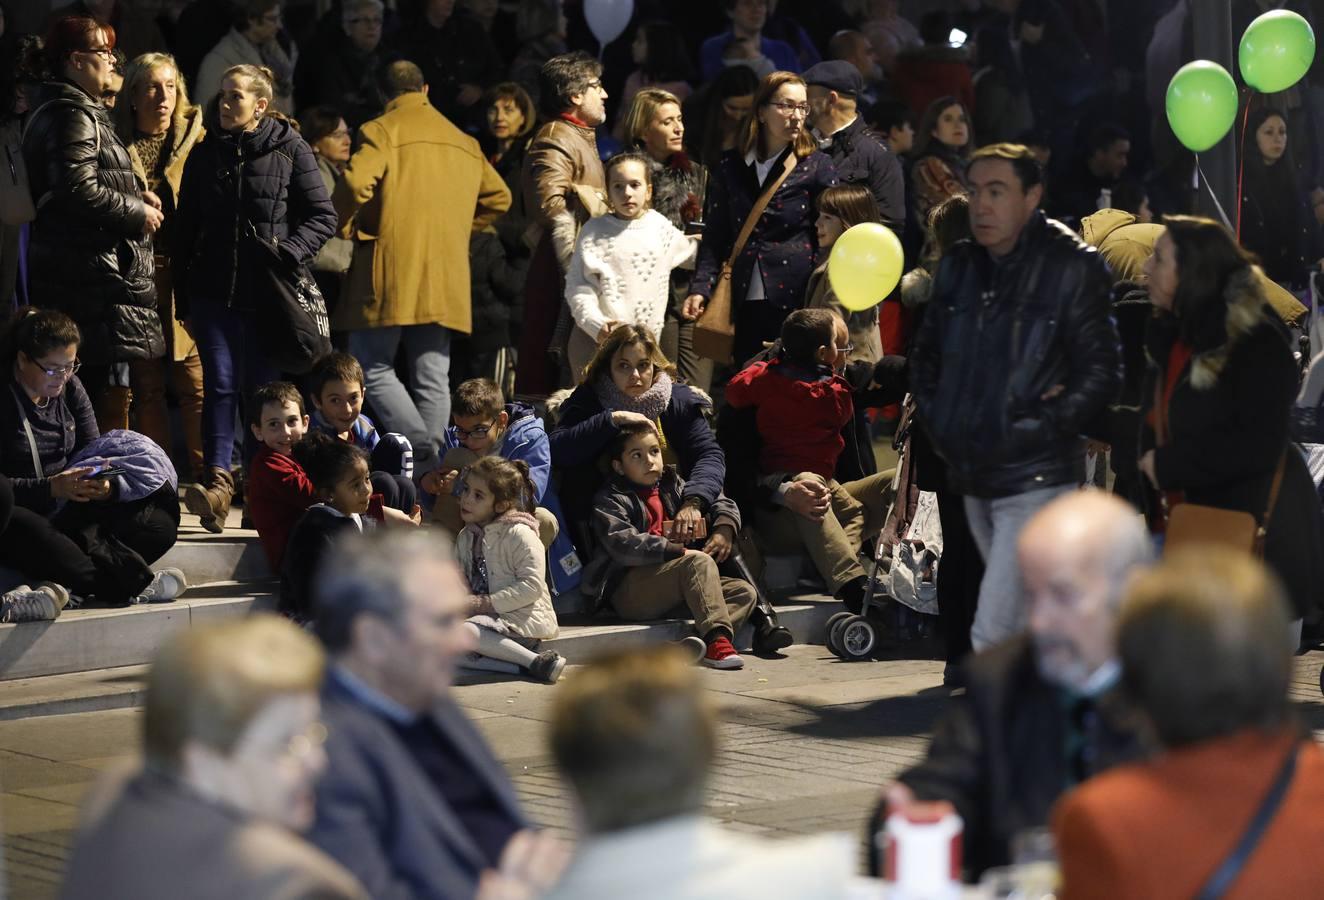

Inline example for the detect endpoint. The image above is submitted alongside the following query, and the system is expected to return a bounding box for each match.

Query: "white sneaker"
[676,635,706,664]
[33,582,71,611]
[0,588,60,623]
[133,568,187,604]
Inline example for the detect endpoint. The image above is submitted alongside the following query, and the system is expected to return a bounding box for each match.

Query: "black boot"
[750,600,793,655]
[837,575,869,614]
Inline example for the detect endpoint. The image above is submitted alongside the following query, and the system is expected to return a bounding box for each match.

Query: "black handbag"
[246,222,332,374]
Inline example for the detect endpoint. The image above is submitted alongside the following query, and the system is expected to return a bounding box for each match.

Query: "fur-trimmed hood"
[1160,265,1274,390]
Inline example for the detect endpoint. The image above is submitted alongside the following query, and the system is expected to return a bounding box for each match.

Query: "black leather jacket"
[22,80,163,365]
[910,212,1120,498]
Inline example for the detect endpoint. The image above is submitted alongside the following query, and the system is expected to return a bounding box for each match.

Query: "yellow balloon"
[827,222,904,312]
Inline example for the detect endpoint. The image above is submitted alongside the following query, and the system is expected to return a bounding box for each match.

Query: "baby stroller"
[824,398,943,661]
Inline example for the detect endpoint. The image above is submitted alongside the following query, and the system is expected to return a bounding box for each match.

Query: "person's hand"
[457,83,483,107]
[784,479,830,523]
[681,294,707,320]
[670,504,704,543]
[489,829,570,897]
[611,410,654,429]
[409,503,422,525]
[422,468,460,496]
[1040,383,1065,401]
[703,524,735,562]
[50,467,105,502]
[596,320,623,343]
[469,594,497,617]
[1019,19,1045,44]
[883,781,917,815]
[1138,449,1159,488]
[142,203,165,236]
[142,190,163,210]
[381,505,421,527]
[1086,439,1110,457]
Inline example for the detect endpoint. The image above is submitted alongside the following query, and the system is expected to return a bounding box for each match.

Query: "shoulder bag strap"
[10,385,43,476]
[1195,745,1299,900]
[723,151,798,269]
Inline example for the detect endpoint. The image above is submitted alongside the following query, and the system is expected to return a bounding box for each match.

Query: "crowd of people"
[3,0,1324,894]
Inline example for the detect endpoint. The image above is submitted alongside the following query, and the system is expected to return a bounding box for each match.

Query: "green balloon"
[1166,61,1238,153]
[1240,10,1316,93]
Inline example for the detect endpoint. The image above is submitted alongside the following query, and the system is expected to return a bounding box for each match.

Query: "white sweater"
[564,209,699,341]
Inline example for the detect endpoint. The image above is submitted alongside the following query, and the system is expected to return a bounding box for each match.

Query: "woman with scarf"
[620,87,712,390]
[550,323,791,651]
[908,95,971,257]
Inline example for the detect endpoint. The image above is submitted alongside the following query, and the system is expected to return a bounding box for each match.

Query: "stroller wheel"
[824,611,853,644]
[827,614,854,658]
[838,615,877,661]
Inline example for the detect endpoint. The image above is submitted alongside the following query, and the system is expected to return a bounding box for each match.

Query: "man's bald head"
[1018,490,1153,691]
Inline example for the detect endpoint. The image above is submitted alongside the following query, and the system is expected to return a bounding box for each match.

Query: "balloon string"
[1195,158,1236,230]
[1236,96,1253,241]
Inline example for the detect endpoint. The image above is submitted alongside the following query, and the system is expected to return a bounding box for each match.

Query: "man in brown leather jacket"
[517,51,608,392]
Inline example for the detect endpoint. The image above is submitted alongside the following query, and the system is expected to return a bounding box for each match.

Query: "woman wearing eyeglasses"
[0,308,186,611]
[61,615,368,900]
[683,70,839,365]
[194,0,298,117]
[21,16,167,431]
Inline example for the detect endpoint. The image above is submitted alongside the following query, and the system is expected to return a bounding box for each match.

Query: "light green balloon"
[1240,10,1316,94]
[1166,61,1238,153]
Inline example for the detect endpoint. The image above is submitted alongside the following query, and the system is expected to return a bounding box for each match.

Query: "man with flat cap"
[803,59,904,227]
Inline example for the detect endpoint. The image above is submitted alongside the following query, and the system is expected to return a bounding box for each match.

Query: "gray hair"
[313,528,457,653]
[1100,507,1155,610]
[342,0,384,28]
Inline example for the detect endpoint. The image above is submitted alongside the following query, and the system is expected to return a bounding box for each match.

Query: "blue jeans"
[192,299,279,471]
[964,485,1075,651]
[348,324,451,470]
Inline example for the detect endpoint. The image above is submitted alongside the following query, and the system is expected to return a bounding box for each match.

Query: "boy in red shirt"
[246,383,419,573]
[725,309,883,613]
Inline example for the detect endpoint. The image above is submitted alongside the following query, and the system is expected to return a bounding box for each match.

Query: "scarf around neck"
[594,371,674,422]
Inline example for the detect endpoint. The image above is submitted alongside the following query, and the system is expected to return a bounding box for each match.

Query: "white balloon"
[584,0,634,48]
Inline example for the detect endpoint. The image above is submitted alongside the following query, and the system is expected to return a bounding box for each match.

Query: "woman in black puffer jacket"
[173,63,335,532]
[21,17,166,427]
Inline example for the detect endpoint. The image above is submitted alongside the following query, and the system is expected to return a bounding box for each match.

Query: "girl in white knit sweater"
[565,151,699,379]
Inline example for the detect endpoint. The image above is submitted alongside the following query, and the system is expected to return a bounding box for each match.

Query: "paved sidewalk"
[5,648,1324,899]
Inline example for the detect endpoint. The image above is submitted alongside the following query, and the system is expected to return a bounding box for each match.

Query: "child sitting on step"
[306,351,416,498]
[455,456,566,684]
[585,420,756,670]
[247,382,419,575]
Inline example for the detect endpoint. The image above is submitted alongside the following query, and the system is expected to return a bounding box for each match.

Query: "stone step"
[0,592,846,716]
[0,582,274,682]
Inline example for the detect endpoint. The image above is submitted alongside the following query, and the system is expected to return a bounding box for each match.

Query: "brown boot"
[183,466,234,534]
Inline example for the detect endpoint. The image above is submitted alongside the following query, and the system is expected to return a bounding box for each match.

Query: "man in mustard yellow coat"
[334,60,511,470]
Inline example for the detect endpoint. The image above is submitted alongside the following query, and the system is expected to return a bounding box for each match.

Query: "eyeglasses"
[454,421,497,440]
[768,100,810,117]
[30,358,81,378]
[330,128,351,139]
[81,46,115,60]
[348,15,383,25]
[835,343,854,355]
[283,721,328,762]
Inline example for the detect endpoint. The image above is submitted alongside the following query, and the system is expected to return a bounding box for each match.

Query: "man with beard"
[867,490,1151,881]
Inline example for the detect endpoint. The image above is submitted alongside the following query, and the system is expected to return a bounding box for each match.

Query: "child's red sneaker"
[701,635,744,670]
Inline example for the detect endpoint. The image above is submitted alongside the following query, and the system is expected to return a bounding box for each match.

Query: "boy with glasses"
[425,377,583,594]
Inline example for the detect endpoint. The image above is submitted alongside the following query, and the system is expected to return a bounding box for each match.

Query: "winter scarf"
[462,508,541,595]
[593,370,674,421]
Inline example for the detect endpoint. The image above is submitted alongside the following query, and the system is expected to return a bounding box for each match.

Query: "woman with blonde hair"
[61,615,367,898]
[173,63,335,533]
[113,51,207,482]
[683,71,838,363]
[621,87,713,389]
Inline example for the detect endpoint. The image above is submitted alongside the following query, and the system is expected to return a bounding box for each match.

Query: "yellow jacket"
[333,91,511,332]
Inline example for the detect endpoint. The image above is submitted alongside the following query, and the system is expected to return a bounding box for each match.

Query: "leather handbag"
[1154,372,1286,558]
[693,152,798,364]
[246,222,332,375]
